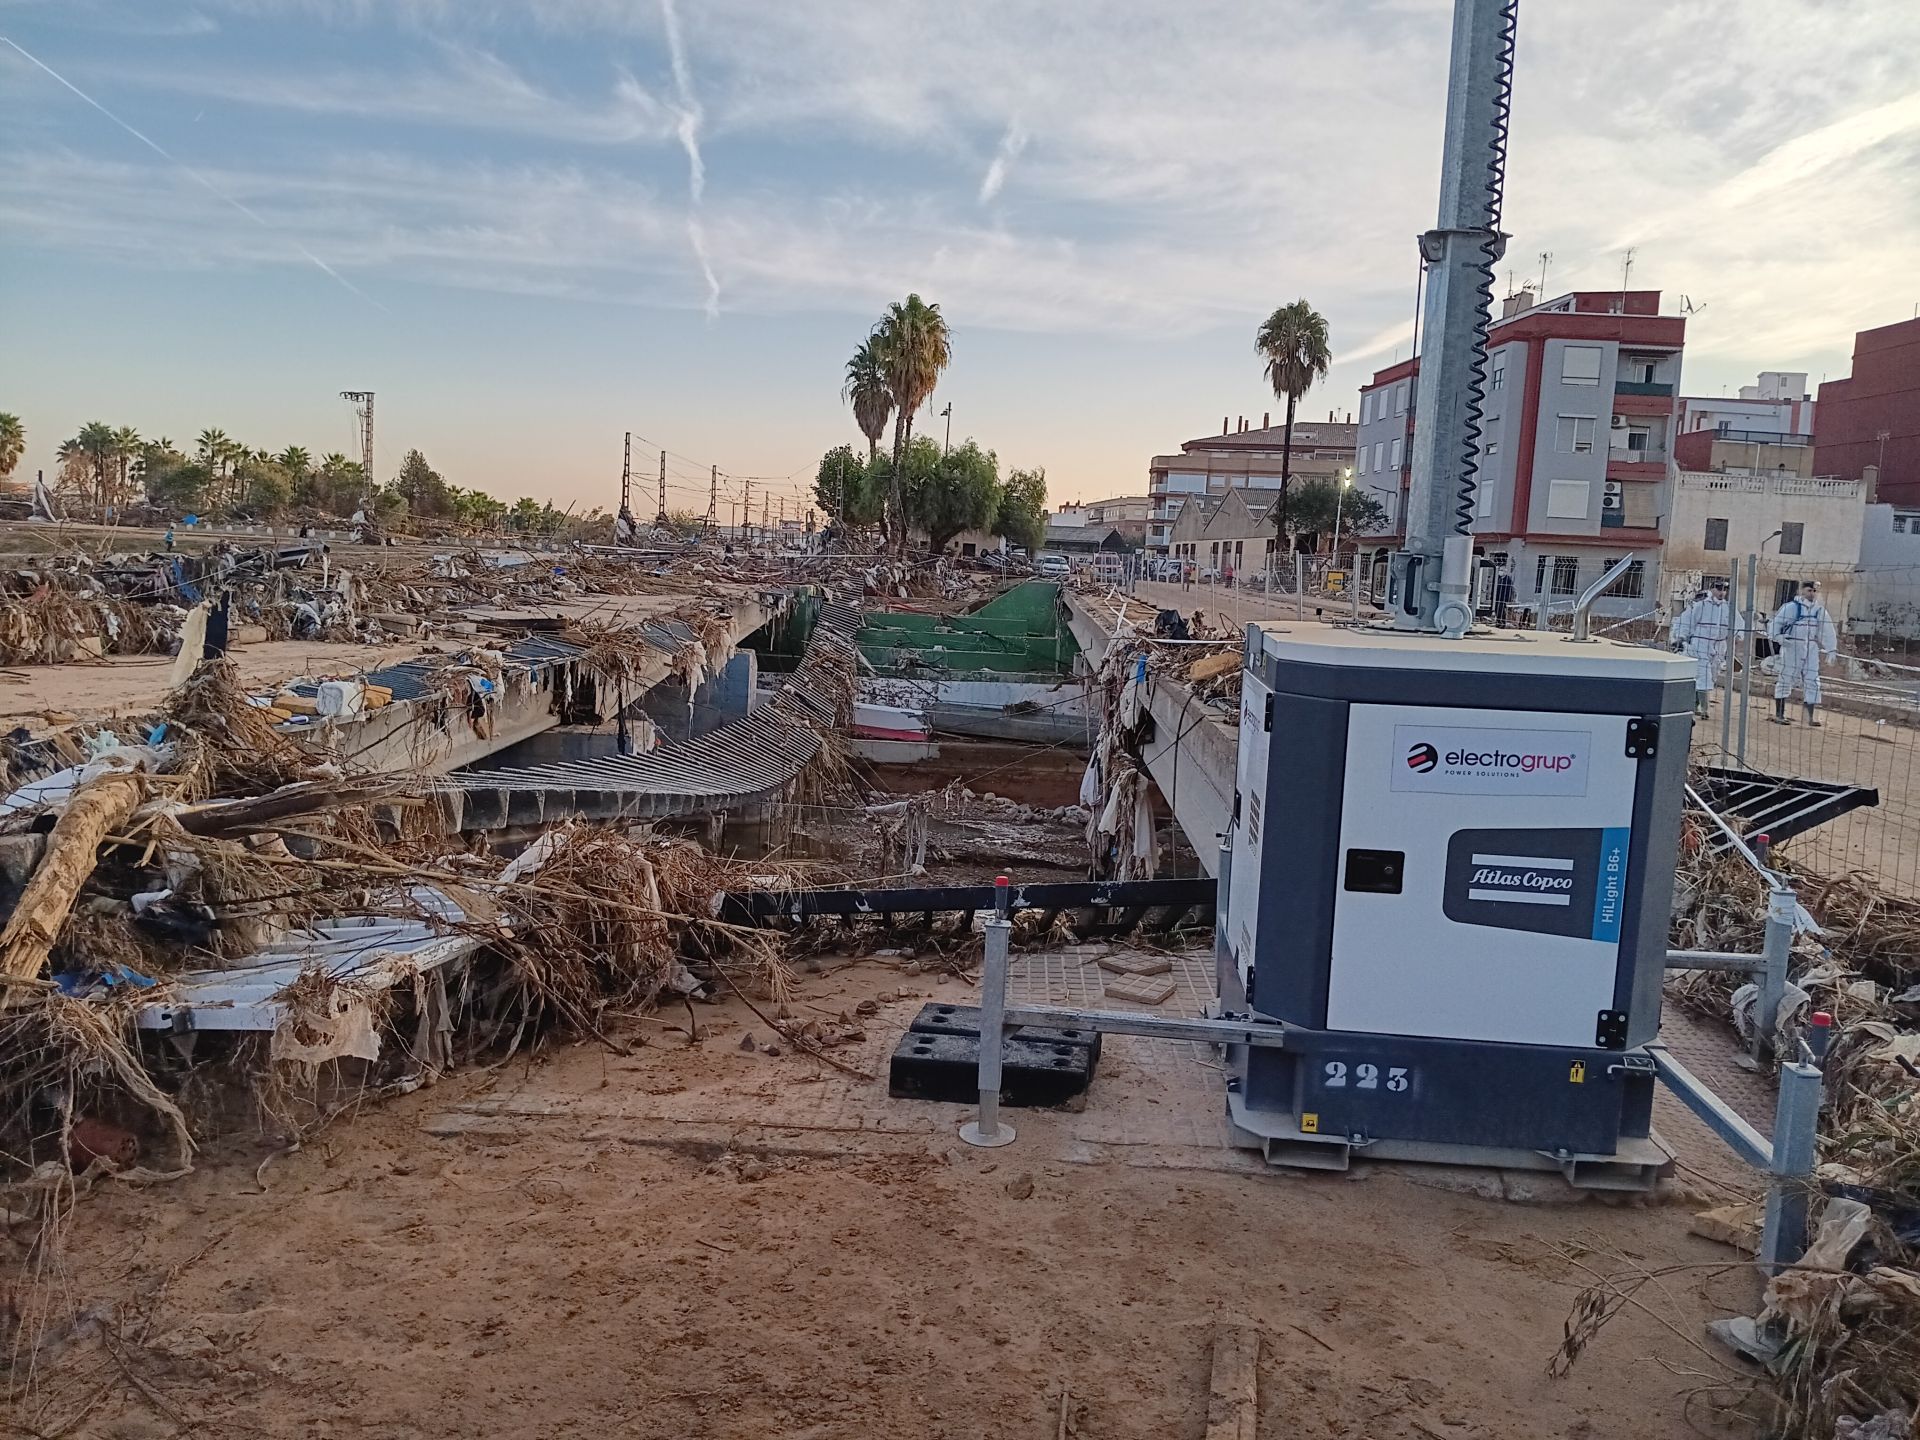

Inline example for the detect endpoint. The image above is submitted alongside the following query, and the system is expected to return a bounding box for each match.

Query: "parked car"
[1036,552,1071,578]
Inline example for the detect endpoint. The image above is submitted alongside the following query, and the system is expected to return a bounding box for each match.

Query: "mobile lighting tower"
[1218,0,1695,1185]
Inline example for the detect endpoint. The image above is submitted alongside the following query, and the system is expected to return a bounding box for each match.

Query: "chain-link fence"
[1645,557,1920,898]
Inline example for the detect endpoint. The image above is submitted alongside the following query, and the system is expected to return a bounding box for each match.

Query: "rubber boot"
[1805,703,1822,728]
[1694,693,1710,718]
[1771,696,1791,725]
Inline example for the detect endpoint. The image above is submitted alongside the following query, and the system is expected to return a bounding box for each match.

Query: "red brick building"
[1814,316,1920,506]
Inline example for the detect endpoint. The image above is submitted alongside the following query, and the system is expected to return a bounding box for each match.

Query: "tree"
[872,294,952,552]
[1254,299,1332,548]
[393,448,450,519]
[1280,477,1387,552]
[842,338,892,462]
[277,446,314,506]
[994,466,1048,553]
[317,453,362,515]
[813,444,884,530]
[0,413,24,479]
[906,437,1001,554]
[69,422,119,509]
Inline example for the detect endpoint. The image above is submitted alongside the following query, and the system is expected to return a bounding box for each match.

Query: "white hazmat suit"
[1769,594,1838,706]
[1671,592,1746,704]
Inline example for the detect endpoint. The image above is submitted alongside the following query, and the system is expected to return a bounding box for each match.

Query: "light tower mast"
[339,391,375,502]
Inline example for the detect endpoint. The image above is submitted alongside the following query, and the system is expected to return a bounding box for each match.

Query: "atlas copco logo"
[1408,740,1577,775]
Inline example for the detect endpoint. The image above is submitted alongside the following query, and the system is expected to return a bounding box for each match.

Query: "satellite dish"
[1679,295,1707,315]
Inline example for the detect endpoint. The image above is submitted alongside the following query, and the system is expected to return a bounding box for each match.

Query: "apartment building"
[1676,371,1816,444]
[1815,315,1920,507]
[1354,288,1685,619]
[1146,414,1356,556]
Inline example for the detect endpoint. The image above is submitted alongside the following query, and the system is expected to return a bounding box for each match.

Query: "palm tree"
[0,413,23,480]
[277,446,312,476]
[1254,300,1332,549]
[110,425,141,507]
[70,422,119,509]
[841,339,892,463]
[872,294,952,551]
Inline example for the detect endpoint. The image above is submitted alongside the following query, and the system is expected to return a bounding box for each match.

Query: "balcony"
[1676,472,1862,499]
[1613,381,1674,397]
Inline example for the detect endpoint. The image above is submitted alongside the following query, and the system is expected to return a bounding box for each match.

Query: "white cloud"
[7,0,1920,382]
[978,121,1027,205]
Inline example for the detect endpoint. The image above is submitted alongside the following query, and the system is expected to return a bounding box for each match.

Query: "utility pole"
[620,432,632,517]
[1387,0,1518,636]
[940,401,953,454]
[340,391,375,502]
[706,464,717,532]
[657,450,668,525]
[742,474,752,543]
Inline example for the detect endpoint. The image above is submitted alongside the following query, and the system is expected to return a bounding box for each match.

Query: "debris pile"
[1665,815,1920,1436]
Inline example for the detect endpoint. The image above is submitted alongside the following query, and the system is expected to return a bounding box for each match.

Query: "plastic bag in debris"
[1834,1412,1915,1440]
[1731,979,1810,1048]
[272,991,381,1067]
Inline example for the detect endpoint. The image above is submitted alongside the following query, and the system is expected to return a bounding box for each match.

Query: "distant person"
[162,526,176,552]
[1769,579,1838,727]
[1672,579,1745,719]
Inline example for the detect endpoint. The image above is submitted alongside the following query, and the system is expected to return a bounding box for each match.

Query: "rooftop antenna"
[1679,294,1707,316]
[339,391,374,501]
[1537,250,1550,296]
[1620,246,1635,294]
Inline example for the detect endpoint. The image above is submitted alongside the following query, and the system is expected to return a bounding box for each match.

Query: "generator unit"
[1218,621,1696,1186]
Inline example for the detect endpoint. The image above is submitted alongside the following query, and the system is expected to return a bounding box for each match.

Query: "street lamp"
[1332,466,1353,561]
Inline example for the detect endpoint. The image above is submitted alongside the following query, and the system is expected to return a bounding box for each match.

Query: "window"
[1626,426,1651,453]
[1475,480,1496,519]
[1546,479,1590,519]
[1773,579,1799,608]
[1535,555,1580,596]
[1561,345,1603,386]
[1361,392,1373,424]
[1600,558,1646,599]
[1634,360,1657,384]
[1395,382,1409,415]
[1484,439,1500,457]
[1779,522,1804,555]
[1355,448,1367,476]
[1373,441,1385,471]
[1490,352,1507,392]
[1389,437,1403,470]
[1555,415,1597,453]
[1704,517,1729,551]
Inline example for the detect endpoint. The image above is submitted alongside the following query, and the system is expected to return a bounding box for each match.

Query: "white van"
[1036,552,1071,578]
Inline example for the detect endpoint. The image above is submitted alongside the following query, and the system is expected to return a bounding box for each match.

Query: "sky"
[2,1,1918,517]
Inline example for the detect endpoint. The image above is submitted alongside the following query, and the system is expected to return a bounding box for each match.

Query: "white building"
[1666,470,1867,620]
[1676,371,1816,442]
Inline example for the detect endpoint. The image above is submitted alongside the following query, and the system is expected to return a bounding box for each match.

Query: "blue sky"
[3,0,1917,515]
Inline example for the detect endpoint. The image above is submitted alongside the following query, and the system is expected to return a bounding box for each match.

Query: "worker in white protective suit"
[1768,579,1839,726]
[1670,578,1745,718]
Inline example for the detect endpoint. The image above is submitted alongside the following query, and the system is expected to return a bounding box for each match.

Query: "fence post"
[1758,1049,1824,1272]
[1720,561,1738,756]
[960,874,1017,1148]
[1738,553,1758,764]
[1754,875,1794,1062]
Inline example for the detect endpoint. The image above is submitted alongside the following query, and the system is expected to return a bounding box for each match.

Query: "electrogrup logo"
[1446,747,1577,774]
[1391,724,1593,797]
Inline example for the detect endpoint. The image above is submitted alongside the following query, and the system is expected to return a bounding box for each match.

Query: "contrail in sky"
[1,35,382,308]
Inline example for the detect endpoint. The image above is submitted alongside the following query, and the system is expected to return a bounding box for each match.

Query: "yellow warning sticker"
[1569,1062,1586,1084]
[1300,1112,1319,1134]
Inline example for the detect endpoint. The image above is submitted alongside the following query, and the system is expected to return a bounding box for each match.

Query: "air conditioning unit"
[1604,480,1625,497]
[1610,414,1628,429]
[1602,493,1624,511]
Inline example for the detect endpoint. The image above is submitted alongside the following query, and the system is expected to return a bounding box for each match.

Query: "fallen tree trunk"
[172,778,404,837]
[0,768,145,986]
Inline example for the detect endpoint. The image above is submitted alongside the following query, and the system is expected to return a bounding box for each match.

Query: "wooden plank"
[1204,1324,1260,1440]
[1189,650,1243,682]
